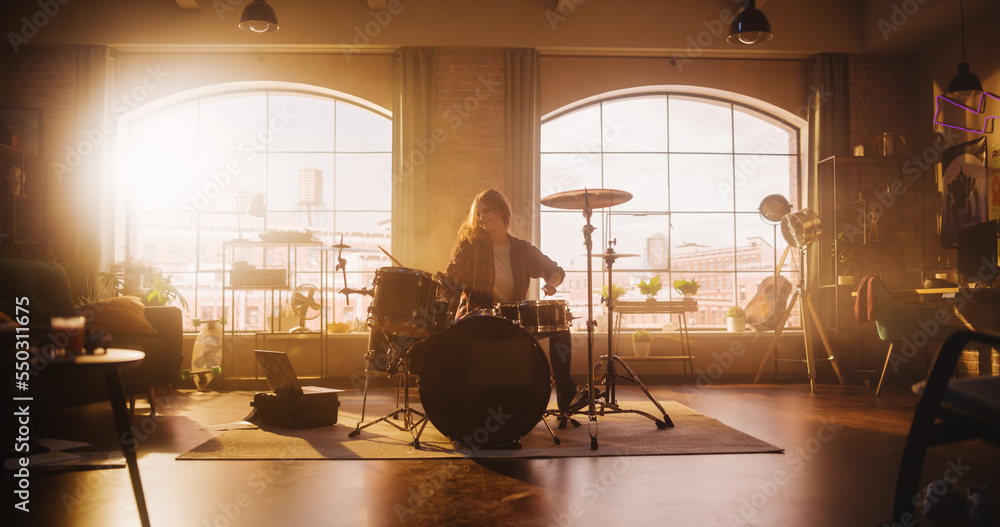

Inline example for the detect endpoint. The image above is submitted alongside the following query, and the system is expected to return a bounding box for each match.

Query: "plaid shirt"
[445,234,565,317]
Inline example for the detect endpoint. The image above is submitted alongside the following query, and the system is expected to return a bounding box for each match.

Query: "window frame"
[539,87,808,330]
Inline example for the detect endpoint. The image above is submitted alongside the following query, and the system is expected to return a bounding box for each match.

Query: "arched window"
[117,86,392,330]
[541,90,802,329]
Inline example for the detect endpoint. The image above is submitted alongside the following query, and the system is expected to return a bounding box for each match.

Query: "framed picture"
[0,106,41,155]
[939,137,988,248]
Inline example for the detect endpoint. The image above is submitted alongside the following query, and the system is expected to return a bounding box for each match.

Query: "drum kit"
[340,188,672,450]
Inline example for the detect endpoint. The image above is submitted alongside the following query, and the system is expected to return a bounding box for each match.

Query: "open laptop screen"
[254,350,304,396]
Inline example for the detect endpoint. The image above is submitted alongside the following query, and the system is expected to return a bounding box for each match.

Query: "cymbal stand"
[581,195,600,450]
[596,247,673,429]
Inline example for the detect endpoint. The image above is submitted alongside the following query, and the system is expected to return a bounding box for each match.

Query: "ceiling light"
[728,0,772,45]
[239,0,279,33]
[946,0,982,98]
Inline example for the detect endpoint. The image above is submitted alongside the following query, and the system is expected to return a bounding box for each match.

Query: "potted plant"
[725,305,747,333]
[598,283,627,303]
[672,278,701,297]
[637,275,662,301]
[97,257,188,310]
[831,232,857,286]
[631,328,654,357]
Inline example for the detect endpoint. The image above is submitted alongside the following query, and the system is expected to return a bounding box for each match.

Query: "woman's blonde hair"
[452,189,512,251]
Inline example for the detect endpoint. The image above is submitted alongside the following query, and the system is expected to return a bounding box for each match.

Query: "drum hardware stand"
[348,327,429,448]
[593,245,673,429]
[580,192,600,450]
[343,269,428,448]
[539,188,672,450]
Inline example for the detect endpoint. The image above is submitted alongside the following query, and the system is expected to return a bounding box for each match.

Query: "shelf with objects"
[815,154,928,381]
[221,238,327,381]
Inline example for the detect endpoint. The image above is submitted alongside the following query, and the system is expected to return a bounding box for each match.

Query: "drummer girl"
[444,189,578,412]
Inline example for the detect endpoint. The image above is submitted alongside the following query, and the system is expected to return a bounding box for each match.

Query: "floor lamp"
[753,208,846,391]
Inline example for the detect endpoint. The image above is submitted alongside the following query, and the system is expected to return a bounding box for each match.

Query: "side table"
[35,349,150,527]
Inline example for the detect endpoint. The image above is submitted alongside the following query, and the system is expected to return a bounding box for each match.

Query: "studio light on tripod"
[780,209,822,249]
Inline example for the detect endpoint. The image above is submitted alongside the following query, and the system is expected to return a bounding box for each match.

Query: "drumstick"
[378,245,405,267]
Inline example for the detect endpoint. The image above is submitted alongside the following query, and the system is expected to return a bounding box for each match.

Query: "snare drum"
[512,300,571,336]
[368,267,447,339]
[418,315,551,448]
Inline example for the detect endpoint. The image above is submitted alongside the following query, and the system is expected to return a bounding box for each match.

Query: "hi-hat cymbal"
[588,252,640,259]
[330,244,377,252]
[541,188,632,210]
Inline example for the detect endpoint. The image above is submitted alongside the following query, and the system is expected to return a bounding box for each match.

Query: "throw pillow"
[78,296,158,336]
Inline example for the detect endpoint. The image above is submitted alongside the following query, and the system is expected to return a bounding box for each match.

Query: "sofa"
[0,258,183,414]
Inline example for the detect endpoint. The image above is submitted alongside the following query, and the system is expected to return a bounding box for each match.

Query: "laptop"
[254,350,342,396]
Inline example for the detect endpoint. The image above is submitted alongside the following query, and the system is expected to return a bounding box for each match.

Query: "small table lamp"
[236,193,267,239]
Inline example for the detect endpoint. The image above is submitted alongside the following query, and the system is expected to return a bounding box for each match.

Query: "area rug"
[178,400,782,460]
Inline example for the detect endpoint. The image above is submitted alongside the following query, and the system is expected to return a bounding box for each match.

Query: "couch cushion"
[78,296,159,336]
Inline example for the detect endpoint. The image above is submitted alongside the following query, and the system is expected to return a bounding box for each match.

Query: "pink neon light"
[933,91,1000,133]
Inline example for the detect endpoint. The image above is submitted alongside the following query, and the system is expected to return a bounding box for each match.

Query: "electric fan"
[288,283,321,333]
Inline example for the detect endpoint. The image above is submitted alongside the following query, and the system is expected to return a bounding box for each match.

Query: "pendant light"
[239,0,279,33]
[946,0,982,98]
[728,0,772,45]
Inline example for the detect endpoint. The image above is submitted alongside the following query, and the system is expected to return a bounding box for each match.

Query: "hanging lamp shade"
[947,62,983,98]
[945,0,981,98]
[239,0,279,33]
[728,0,772,45]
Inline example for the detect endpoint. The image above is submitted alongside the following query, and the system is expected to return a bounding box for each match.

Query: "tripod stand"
[348,328,429,448]
[753,246,846,391]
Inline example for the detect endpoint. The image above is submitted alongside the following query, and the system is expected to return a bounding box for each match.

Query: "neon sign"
[934,91,1000,134]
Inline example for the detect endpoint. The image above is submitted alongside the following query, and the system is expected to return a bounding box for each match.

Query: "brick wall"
[427,48,507,269]
[848,55,914,154]
[4,46,80,257]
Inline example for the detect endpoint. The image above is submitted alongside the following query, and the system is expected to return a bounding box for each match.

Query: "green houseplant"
[631,328,654,357]
[725,305,746,333]
[831,232,857,285]
[672,278,701,297]
[637,275,662,301]
[598,284,627,303]
[98,257,188,310]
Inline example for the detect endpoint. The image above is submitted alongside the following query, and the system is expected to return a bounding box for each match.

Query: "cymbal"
[541,188,632,210]
[589,252,640,259]
[330,244,377,252]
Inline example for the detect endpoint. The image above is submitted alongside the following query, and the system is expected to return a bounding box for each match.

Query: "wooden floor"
[7,381,999,527]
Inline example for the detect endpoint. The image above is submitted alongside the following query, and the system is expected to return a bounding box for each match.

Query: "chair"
[891,329,1000,523]
[867,278,958,397]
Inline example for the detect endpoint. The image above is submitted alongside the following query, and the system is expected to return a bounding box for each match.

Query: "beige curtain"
[806,53,850,329]
[75,46,113,267]
[504,48,541,245]
[391,47,436,271]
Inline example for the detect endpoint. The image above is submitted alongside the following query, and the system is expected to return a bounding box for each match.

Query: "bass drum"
[418,315,551,448]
